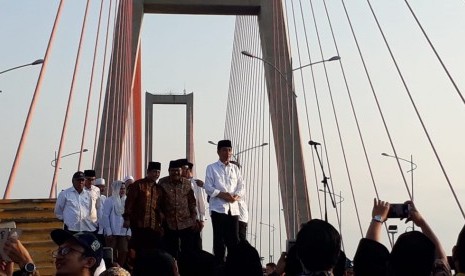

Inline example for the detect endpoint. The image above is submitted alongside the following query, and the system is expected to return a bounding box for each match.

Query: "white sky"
[1,0,465,264]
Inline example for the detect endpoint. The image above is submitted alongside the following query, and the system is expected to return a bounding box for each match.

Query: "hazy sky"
[2,0,465,263]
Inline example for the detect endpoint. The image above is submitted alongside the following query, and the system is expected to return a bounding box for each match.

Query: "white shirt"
[238,199,248,223]
[54,186,99,232]
[97,195,106,234]
[204,160,245,216]
[102,196,131,236]
[189,178,208,221]
[94,260,106,276]
[85,185,101,224]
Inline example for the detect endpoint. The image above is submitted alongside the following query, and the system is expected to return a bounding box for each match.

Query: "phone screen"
[388,203,410,218]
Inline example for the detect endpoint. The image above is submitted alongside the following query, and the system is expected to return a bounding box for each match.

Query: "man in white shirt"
[84,170,102,234]
[84,170,101,197]
[54,171,99,233]
[230,160,248,242]
[204,139,245,262]
[95,178,107,245]
[179,159,208,250]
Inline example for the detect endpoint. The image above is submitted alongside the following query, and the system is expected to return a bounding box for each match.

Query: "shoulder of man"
[158,176,170,185]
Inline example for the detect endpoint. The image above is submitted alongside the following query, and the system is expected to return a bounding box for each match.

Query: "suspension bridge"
[1,0,465,273]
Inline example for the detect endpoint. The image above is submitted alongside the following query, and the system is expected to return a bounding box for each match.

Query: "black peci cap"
[147,162,161,171]
[217,140,232,150]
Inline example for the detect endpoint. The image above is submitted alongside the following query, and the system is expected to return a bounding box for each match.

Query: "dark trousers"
[239,221,247,242]
[211,211,239,263]
[131,227,162,256]
[193,229,203,250]
[163,227,196,259]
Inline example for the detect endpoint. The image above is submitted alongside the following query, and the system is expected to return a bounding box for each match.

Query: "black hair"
[454,224,465,272]
[389,231,435,276]
[224,240,263,276]
[133,249,176,276]
[296,219,341,272]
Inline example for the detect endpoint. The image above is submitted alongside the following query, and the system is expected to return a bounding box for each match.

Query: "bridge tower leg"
[95,0,310,239]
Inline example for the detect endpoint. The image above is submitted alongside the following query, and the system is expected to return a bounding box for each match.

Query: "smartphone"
[0,221,16,229]
[103,247,113,267]
[388,203,410,218]
[286,239,296,253]
[0,221,17,262]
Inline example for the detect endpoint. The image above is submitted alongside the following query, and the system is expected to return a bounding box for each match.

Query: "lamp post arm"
[51,150,87,168]
[292,60,325,71]
[60,150,82,159]
[235,143,268,157]
[382,153,417,171]
[0,64,31,75]
[292,56,341,71]
[0,59,44,75]
[260,222,276,231]
[241,51,289,83]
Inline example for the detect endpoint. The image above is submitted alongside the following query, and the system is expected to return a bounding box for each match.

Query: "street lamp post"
[241,51,340,78]
[51,149,88,197]
[241,50,340,239]
[233,143,268,162]
[381,152,417,229]
[0,59,44,75]
[207,141,268,163]
[260,222,276,263]
[51,149,89,168]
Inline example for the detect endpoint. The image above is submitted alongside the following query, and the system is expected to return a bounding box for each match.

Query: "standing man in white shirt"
[54,171,99,233]
[95,178,107,245]
[84,170,101,234]
[179,159,208,250]
[204,140,245,262]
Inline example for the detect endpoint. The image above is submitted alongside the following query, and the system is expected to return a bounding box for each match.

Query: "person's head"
[389,231,435,276]
[177,249,221,276]
[453,224,465,272]
[265,262,277,275]
[176,158,190,178]
[95,178,106,194]
[111,180,125,198]
[168,160,182,182]
[224,240,263,276]
[83,170,96,189]
[178,160,194,179]
[147,162,161,181]
[123,175,134,186]
[51,230,103,276]
[296,219,341,273]
[217,140,232,163]
[72,171,86,193]
[133,249,178,276]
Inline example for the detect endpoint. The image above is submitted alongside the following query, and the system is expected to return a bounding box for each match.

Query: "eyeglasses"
[52,247,85,258]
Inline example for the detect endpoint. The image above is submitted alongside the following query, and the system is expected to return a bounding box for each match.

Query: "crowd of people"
[0,139,464,275]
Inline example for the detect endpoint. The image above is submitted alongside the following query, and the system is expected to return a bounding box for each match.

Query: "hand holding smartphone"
[387,203,411,219]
